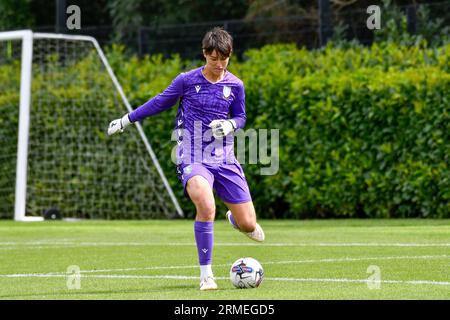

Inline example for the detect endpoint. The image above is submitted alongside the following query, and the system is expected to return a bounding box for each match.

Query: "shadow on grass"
[1,285,241,299]
[0,283,202,299]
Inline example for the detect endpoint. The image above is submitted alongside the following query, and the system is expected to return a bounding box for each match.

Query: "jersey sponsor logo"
[223,86,231,99]
[195,85,201,93]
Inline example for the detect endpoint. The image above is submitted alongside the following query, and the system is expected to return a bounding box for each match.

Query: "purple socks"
[194,221,214,265]
[228,212,239,228]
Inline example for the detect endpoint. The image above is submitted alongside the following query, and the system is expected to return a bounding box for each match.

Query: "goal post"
[0,30,184,221]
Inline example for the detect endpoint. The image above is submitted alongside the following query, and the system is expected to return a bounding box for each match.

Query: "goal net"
[0,30,183,221]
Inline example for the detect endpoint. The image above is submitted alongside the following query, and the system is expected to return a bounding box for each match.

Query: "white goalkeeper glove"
[208,119,237,139]
[108,114,131,136]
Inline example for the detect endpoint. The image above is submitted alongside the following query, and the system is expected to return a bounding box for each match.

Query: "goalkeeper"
[108,27,264,291]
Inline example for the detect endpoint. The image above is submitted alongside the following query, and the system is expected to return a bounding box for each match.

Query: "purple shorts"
[176,160,252,204]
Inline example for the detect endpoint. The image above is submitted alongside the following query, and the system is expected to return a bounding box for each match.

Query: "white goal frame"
[0,30,184,221]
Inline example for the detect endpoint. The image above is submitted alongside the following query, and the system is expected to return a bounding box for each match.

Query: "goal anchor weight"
[43,208,63,220]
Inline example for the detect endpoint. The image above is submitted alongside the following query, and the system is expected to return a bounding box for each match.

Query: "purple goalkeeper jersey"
[128,66,246,164]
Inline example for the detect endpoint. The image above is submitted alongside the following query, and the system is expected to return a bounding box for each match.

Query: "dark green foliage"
[1,41,448,219]
[109,41,449,218]
[0,0,34,30]
[0,41,180,219]
[373,0,450,47]
[238,42,449,218]
[0,58,20,217]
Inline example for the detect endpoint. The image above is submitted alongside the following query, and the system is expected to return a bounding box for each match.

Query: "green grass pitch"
[0,219,448,300]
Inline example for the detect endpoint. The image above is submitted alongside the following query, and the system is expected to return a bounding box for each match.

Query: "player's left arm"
[209,83,246,138]
[108,74,184,136]
[229,82,246,130]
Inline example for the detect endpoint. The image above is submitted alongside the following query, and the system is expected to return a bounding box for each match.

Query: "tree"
[0,0,34,30]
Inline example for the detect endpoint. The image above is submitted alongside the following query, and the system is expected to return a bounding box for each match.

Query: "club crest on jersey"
[183,165,192,175]
[223,86,231,99]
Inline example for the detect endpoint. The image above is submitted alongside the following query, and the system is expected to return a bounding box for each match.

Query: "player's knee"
[187,178,215,219]
[195,197,215,220]
[187,177,211,201]
[239,219,256,233]
[189,190,214,212]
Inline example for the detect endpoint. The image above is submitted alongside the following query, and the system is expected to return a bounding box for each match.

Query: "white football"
[229,257,264,289]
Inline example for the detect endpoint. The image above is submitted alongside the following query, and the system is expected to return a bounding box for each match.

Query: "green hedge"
[109,41,449,218]
[1,41,448,218]
[229,42,450,218]
[0,48,179,219]
[0,60,21,217]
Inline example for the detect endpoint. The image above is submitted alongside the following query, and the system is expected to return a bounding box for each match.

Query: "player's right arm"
[108,73,185,136]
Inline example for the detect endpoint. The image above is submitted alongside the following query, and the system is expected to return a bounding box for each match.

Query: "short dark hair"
[202,27,233,58]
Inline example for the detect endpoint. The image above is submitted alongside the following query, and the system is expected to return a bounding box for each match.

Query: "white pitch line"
[263,277,450,286]
[262,254,450,266]
[2,274,449,286]
[0,255,448,277]
[41,264,202,275]
[0,241,449,248]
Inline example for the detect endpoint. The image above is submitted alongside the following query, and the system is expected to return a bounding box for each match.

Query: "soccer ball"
[229,257,264,289]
